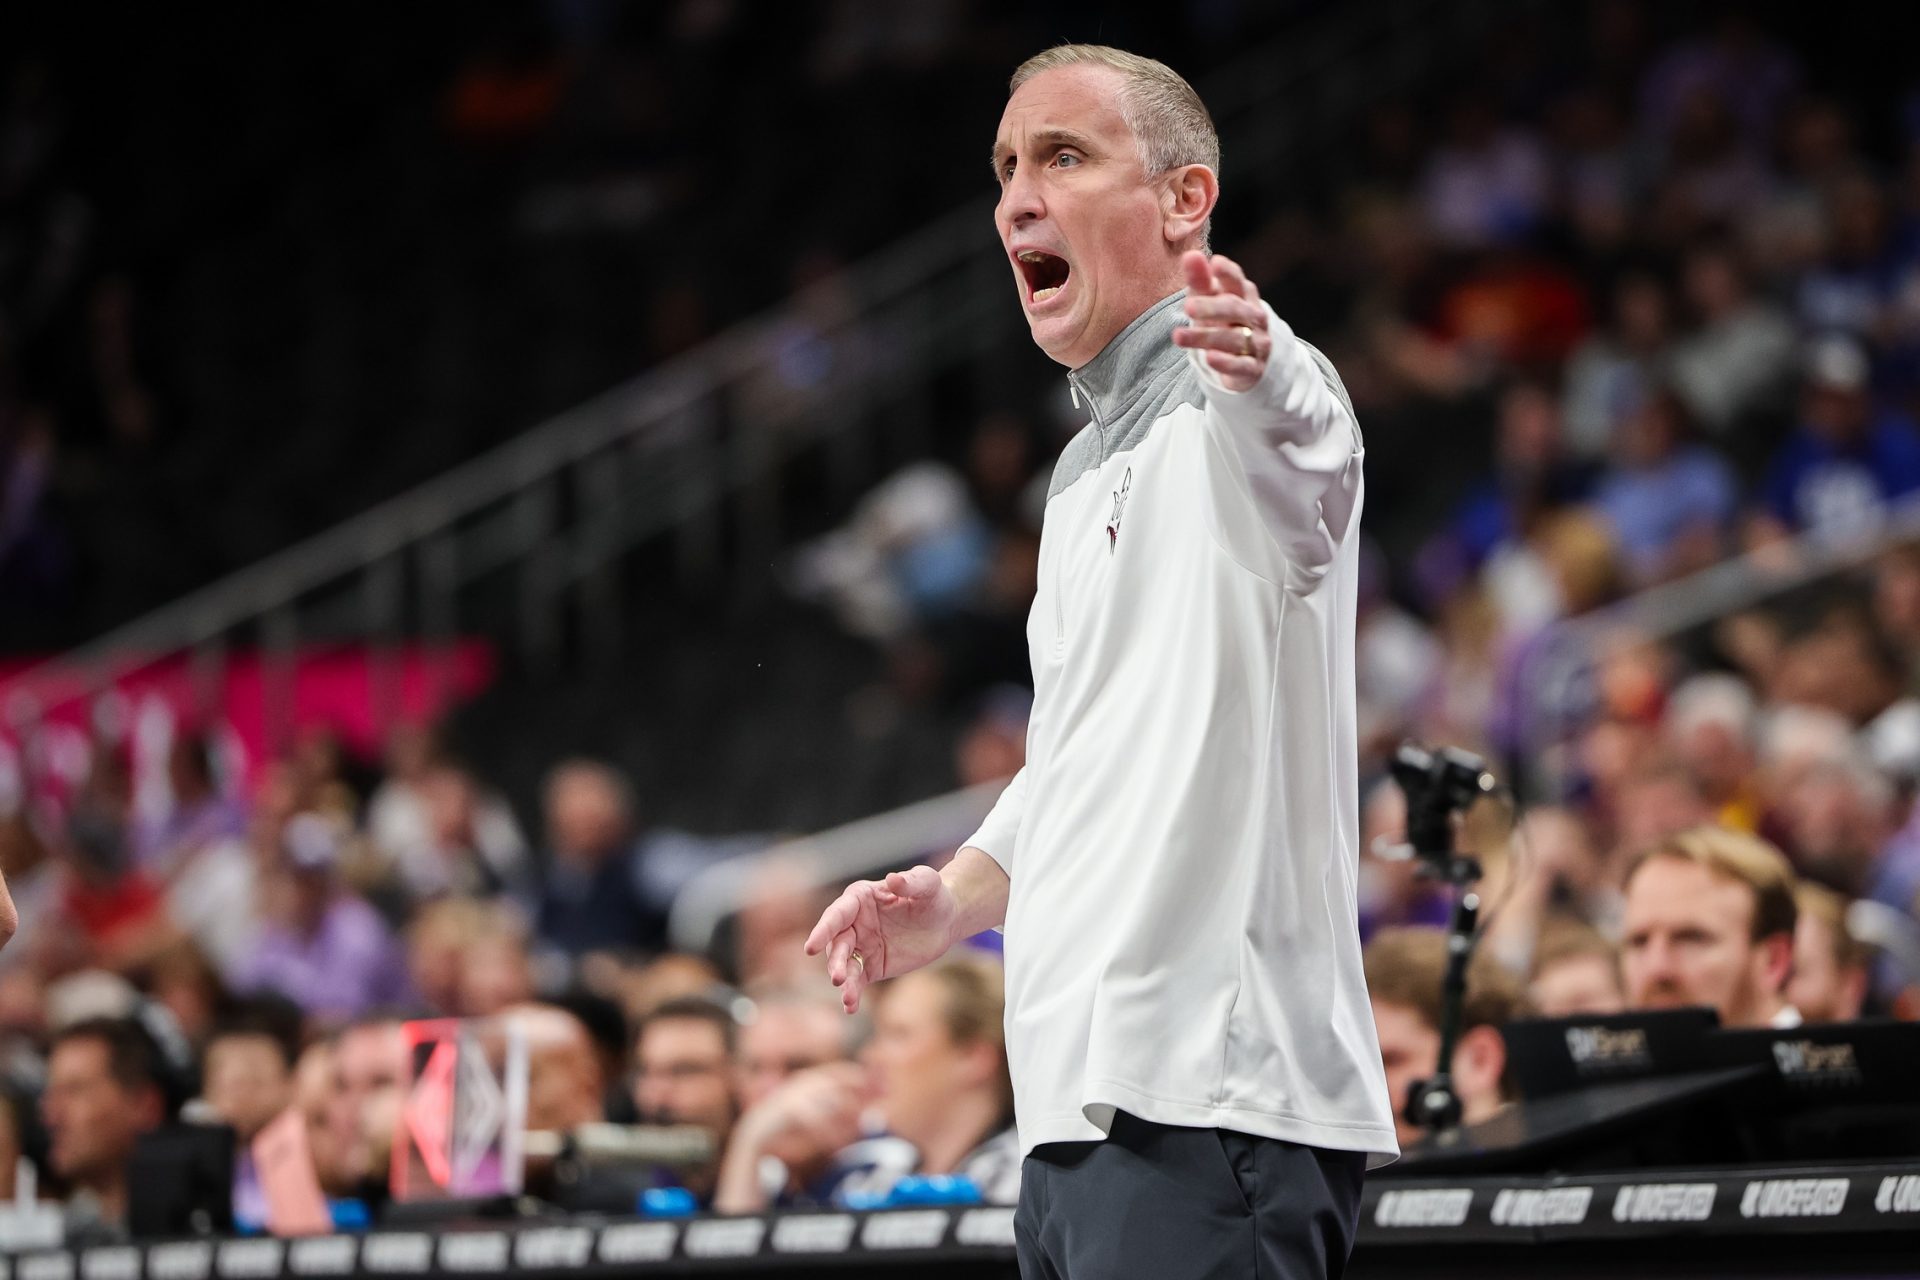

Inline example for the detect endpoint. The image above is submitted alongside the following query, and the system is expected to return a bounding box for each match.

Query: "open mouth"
[1015,249,1071,305]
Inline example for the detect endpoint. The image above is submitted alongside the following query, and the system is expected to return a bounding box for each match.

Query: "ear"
[1757,932,1795,998]
[134,1084,167,1132]
[1161,164,1218,248]
[1450,1025,1508,1115]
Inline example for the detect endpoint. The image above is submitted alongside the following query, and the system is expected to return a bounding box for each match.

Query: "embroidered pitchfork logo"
[1107,468,1131,553]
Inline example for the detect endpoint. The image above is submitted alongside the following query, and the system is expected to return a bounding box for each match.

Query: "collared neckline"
[1067,289,1188,426]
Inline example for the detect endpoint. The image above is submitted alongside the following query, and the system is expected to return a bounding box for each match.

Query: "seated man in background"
[1365,926,1526,1150]
[322,1017,408,1205]
[715,953,1018,1210]
[632,996,740,1206]
[200,998,303,1228]
[1788,881,1871,1022]
[737,982,857,1108]
[1620,826,1800,1028]
[1528,919,1626,1018]
[40,1017,170,1241]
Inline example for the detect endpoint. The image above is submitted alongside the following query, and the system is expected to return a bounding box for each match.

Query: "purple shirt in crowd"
[235,894,408,1018]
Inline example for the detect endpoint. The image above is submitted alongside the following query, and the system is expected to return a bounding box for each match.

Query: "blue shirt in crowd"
[1594,446,1737,578]
[1765,415,1920,537]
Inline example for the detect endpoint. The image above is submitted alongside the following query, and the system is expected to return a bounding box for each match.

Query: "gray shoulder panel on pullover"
[1045,290,1355,502]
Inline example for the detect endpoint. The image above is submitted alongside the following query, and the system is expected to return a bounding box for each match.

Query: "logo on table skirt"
[1107,468,1131,552]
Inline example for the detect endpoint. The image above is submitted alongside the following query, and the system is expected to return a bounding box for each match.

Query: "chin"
[1026,314,1088,366]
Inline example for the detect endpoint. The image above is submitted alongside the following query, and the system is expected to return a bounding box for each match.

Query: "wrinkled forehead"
[994,64,1136,155]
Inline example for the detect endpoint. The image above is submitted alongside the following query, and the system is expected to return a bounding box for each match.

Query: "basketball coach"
[807,44,1395,1279]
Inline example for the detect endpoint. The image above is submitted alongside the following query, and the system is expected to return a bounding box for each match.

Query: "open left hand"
[1171,250,1270,393]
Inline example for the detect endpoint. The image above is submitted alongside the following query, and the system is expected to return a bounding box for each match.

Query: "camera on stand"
[1387,743,1500,1136]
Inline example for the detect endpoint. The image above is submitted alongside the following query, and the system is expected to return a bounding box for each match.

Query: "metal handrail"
[5,0,1467,732]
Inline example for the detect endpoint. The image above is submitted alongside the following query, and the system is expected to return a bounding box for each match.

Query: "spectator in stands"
[1797,172,1905,342]
[1774,755,1898,900]
[458,924,536,1018]
[1437,377,1594,583]
[1665,674,1764,832]
[1419,91,1550,249]
[1561,268,1676,460]
[365,723,445,871]
[632,996,738,1206]
[1789,882,1870,1023]
[853,953,1017,1201]
[201,998,303,1228]
[324,1017,406,1202]
[389,763,530,904]
[233,813,406,1020]
[406,897,488,1016]
[1666,236,1795,435]
[1364,927,1527,1149]
[293,1040,352,1196]
[1591,385,1737,584]
[507,1003,606,1135]
[737,982,856,1108]
[1762,335,1920,539]
[1620,826,1800,1027]
[1528,919,1626,1017]
[718,953,1017,1210]
[134,733,244,876]
[533,760,656,959]
[40,1016,169,1240]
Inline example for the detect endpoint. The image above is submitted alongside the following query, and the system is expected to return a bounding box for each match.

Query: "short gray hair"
[1010,44,1220,180]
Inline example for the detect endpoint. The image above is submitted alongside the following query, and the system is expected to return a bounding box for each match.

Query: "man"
[632,996,739,1205]
[807,44,1393,1279]
[504,1003,607,1134]
[233,812,406,1019]
[1527,920,1626,1018]
[718,954,1017,1211]
[1763,334,1920,539]
[1788,881,1870,1023]
[1365,928,1526,1151]
[737,983,855,1108]
[1620,826,1800,1028]
[40,1017,169,1237]
[533,760,655,957]
[323,1017,407,1201]
[201,999,303,1228]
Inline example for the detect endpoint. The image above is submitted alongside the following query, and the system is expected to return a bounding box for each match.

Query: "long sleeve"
[1188,302,1363,582]
[961,766,1028,878]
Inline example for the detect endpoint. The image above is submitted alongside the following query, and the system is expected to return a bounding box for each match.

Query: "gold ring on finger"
[1235,325,1254,358]
[851,949,866,972]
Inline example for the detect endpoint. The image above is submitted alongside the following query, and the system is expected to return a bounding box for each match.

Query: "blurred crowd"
[0,722,1019,1240]
[4,0,1920,1248]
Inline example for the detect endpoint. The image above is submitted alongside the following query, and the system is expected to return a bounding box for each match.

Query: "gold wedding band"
[1235,325,1254,358]
[851,949,866,972]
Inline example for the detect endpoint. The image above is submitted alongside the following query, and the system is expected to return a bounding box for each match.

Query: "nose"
[997,166,1044,232]
[1634,937,1677,990]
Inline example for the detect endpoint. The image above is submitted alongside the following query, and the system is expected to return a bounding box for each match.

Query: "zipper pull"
[1069,379,1081,410]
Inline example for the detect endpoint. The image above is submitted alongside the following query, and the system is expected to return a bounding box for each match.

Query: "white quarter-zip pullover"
[965,290,1399,1166]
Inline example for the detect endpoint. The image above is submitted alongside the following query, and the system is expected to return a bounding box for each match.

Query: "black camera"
[1389,743,1497,859]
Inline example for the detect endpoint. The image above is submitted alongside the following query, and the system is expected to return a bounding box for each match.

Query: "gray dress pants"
[1014,1110,1367,1280]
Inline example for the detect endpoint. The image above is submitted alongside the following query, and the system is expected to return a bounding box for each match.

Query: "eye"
[1053,151,1081,169]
